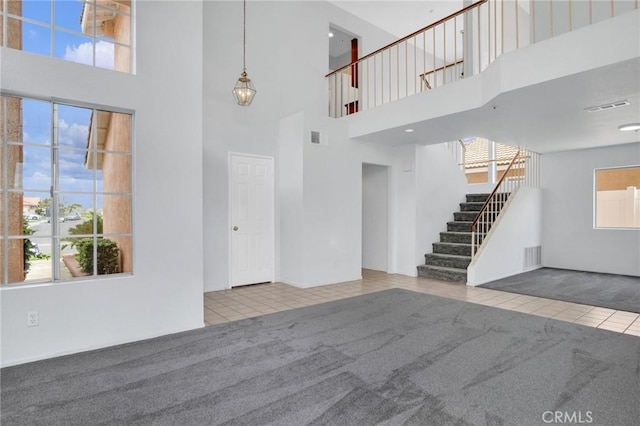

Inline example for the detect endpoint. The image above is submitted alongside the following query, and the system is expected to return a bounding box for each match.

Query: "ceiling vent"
[584,100,630,113]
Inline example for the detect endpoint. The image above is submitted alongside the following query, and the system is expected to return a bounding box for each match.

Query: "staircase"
[417,193,494,283]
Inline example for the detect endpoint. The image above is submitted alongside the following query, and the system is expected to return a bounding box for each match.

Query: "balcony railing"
[327,0,638,118]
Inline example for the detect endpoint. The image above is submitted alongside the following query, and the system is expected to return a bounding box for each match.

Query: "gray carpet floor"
[479,268,640,314]
[2,289,639,426]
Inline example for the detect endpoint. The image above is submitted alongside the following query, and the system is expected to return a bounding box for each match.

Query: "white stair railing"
[470,148,540,258]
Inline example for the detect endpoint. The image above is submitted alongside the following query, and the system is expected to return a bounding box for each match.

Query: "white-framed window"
[0,0,133,73]
[594,166,640,229]
[1,94,133,285]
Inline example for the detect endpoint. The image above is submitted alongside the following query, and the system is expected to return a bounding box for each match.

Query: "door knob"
[233,226,238,231]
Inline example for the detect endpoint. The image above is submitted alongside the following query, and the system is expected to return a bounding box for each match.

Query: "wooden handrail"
[471,150,521,232]
[326,0,487,78]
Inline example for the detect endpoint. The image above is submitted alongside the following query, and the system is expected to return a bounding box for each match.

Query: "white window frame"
[0,0,135,73]
[1,93,134,285]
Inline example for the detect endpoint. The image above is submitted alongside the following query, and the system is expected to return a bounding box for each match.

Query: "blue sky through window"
[20,99,101,211]
[12,1,118,211]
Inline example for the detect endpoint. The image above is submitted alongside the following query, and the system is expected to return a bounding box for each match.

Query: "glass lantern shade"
[232,71,257,106]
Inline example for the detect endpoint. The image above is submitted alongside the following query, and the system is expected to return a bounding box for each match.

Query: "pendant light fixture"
[232,0,257,106]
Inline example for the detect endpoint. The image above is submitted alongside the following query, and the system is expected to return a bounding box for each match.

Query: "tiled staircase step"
[447,221,473,232]
[417,265,467,283]
[466,193,491,203]
[424,253,471,269]
[440,231,472,244]
[433,242,471,256]
[454,211,479,222]
[460,202,488,212]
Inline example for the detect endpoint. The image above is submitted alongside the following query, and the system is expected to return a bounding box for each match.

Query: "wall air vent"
[523,246,542,270]
[584,100,630,113]
[311,131,320,144]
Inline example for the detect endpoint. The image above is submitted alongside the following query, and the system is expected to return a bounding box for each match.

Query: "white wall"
[415,143,468,267]
[0,1,204,366]
[541,143,640,276]
[362,164,389,271]
[467,187,543,285]
[202,1,397,291]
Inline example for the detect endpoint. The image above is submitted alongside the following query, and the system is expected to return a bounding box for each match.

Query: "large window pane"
[54,29,94,65]
[1,96,132,285]
[23,0,52,25]
[94,39,115,69]
[54,0,83,30]
[3,0,133,72]
[595,167,640,229]
[21,19,52,55]
[22,145,52,191]
[22,98,52,146]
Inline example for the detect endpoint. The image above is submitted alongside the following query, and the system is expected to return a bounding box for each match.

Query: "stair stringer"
[467,187,543,286]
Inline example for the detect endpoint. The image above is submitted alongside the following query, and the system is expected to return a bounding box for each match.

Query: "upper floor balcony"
[326,0,639,152]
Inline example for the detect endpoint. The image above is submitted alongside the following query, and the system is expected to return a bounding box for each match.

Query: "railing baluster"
[487,1,491,65]
[374,54,377,107]
[414,36,417,95]
[515,0,519,50]
[405,41,408,98]
[423,30,427,88]
[454,17,457,81]
[388,48,391,104]
[550,0,554,38]
[477,6,481,74]
[501,0,504,56]
[443,21,447,85]
[432,26,436,88]
[397,44,400,100]
[532,0,536,43]
[569,0,573,31]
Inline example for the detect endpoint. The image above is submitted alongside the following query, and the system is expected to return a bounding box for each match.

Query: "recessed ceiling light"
[404,129,414,133]
[328,32,334,38]
[585,100,630,112]
[618,123,640,132]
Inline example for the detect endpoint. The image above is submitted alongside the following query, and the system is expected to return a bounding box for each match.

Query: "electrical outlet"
[27,311,39,327]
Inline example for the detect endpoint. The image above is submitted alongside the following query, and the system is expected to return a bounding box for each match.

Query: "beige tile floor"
[204,269,640,337]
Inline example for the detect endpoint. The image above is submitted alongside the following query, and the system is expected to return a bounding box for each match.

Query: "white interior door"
[229,153,274,287]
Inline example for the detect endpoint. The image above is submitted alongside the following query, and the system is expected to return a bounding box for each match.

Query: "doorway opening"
[329,24,360,116]
[362,163,389,272]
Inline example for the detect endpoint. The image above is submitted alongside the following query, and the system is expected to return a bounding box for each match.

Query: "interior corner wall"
[202,1,397,292]
[541,142,640,276]
[1,1,204,366]
[278,112,306,286]
[415,143,468,269]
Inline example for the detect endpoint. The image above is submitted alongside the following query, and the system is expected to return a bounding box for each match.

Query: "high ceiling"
[329,1,463,39]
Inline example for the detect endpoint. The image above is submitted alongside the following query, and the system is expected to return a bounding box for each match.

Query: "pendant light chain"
[232,0,256,106]
[242,0,246,71]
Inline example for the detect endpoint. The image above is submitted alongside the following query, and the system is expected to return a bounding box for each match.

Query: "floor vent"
[524,246,541,270]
